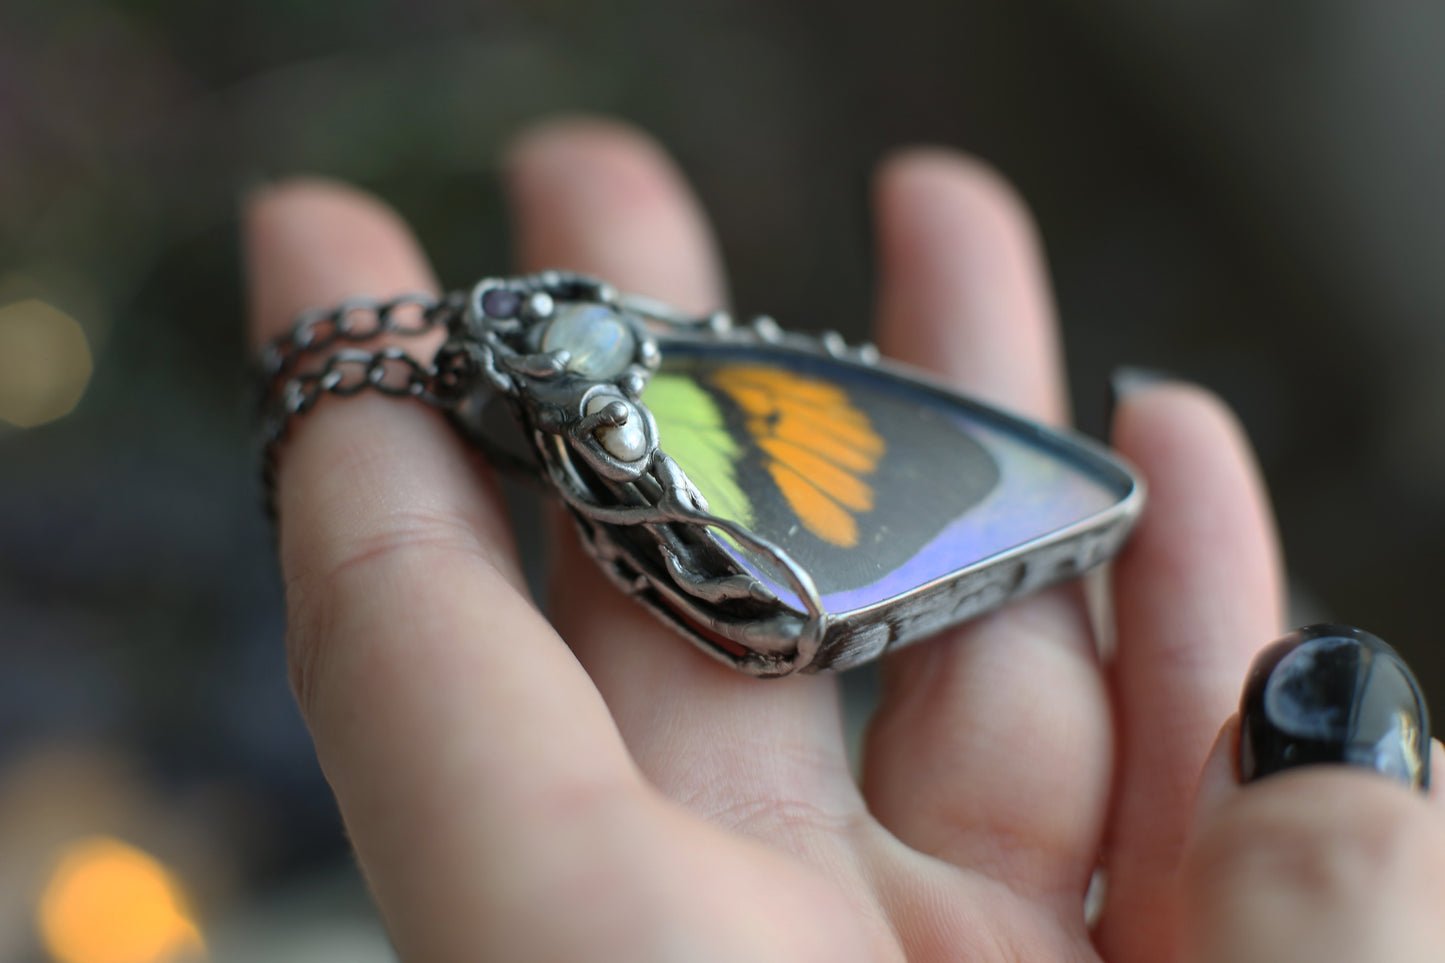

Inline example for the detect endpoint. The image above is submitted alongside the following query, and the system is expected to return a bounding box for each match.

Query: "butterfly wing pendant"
[450,272,1143,677]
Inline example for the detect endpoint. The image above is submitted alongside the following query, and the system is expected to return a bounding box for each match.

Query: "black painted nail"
[1239,624,1431,790]
[1106,366,1178,427]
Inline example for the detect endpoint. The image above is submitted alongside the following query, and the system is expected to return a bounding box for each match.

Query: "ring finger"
[860,150,1113,913]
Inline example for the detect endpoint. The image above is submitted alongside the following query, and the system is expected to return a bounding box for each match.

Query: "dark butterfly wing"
[647,353,1000,597]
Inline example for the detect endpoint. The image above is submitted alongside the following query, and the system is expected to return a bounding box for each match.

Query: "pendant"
[448,272,1144,677]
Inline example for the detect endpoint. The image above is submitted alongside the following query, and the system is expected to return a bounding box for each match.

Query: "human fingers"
[247,181,642,959]
[504,119,865,860]
[861,150,1113,908]
[1094,381,1285,961]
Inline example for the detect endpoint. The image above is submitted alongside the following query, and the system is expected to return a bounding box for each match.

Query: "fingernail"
[1239,624,1431,790]
[1106,365,1178,426]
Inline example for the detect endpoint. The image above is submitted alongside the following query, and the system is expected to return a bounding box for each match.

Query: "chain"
[255,291,472,516]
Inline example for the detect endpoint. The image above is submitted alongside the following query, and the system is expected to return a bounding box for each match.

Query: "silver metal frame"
[444,271,1144,677]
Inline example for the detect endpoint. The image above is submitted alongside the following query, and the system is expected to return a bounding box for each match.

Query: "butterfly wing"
[708,364,884,549]
[646,355,998,600]
[643,372,754,529]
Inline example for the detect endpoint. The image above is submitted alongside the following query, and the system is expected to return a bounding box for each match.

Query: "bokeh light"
[0,299,93,428]
[37,837,205,963]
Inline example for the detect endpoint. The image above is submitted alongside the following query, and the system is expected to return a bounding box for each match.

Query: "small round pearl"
[598,419,648,461]
[585,395,649,462]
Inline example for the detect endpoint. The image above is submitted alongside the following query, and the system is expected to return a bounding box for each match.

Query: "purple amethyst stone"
[481,287,521,319]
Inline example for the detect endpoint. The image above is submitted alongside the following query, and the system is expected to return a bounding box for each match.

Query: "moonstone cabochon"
[541,303,638,379]
[643,342,1132,616]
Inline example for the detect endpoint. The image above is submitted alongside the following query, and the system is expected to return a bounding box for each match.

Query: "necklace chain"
[255,290,469,516]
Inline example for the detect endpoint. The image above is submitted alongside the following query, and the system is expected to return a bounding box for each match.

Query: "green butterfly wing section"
[643,373,754,529]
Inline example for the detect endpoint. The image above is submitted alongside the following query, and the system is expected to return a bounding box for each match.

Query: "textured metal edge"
[813,480,1144,671]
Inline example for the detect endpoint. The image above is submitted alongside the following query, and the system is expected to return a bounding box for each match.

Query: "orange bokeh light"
[36,837,204,963]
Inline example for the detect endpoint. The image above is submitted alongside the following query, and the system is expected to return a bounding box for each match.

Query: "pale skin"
[245,118,1445,962]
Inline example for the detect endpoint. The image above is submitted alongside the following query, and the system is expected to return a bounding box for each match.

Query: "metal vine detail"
[464,272,828,673]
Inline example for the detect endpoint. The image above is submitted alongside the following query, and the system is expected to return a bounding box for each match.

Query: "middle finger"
[504,120,868,857]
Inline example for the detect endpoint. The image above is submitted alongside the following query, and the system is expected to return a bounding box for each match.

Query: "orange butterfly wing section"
[710,365,885,548]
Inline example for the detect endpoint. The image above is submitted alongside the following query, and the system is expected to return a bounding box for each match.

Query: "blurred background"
[3,0,1444,959]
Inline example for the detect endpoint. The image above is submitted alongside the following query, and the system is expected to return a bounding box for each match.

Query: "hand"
[244,119,1445,962]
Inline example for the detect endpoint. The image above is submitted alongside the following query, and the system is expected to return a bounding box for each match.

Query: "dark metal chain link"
[255,291,471,516]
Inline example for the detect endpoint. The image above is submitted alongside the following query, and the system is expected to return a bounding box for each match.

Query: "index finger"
[246,179,638,958]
